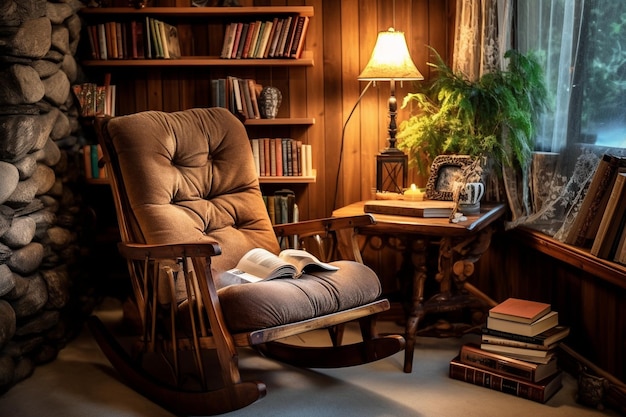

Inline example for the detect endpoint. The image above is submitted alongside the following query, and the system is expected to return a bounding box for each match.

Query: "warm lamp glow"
[358,28,424,81]
[357,28,423,194]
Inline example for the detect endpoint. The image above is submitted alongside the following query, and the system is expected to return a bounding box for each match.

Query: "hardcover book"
[489,298,551,324]
[449,356,563,403]
[486,310,559,337]
[459,343,559,382]
[481,325,570,347]
[591,172,626,259]
[479,343,555,362]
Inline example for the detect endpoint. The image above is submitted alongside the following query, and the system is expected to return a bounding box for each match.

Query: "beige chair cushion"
[105,108,380,332]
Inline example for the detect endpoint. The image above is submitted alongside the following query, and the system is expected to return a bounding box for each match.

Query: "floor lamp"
[358,28,423,194]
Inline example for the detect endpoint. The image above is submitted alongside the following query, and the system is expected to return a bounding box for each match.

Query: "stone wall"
[0,0,96,392]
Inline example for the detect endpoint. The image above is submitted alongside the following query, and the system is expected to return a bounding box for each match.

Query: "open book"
[224,248,339,283]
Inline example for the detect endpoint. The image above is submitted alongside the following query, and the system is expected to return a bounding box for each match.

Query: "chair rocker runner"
[89,108,405,416]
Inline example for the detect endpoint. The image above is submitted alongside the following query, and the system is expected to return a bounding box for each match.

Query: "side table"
[332,201,506,373]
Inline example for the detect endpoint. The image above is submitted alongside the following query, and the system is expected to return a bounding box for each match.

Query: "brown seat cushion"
[217,261,381,333]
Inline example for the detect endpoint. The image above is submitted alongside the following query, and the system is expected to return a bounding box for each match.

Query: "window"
[573,1,626,148]
[518,0,626,151]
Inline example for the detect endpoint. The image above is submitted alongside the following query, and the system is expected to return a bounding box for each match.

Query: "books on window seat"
[221,248,338,283]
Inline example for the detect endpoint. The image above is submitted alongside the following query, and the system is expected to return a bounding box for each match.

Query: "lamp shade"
[358,28,424,81]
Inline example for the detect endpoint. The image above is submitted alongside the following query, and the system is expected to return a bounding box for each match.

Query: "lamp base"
[376,151,407,194]
[379,147,405,156]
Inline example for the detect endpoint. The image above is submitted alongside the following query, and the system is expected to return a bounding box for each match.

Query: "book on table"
[459,343,559,382]
[486,310,559,337]
[488,297,551,324]
[221,248,338,284]
[449,356,563,403]
[363,199,455,218]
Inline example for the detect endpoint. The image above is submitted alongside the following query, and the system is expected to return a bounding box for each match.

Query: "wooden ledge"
[512,227,626,289]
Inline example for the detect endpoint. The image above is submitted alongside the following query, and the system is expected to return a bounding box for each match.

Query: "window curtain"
[453,0,626,240]
[508,0,626,239]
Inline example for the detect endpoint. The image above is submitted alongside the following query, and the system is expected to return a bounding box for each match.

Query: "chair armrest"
[273,214,375,237]
[117,242,222,260]
[273,215,375,263]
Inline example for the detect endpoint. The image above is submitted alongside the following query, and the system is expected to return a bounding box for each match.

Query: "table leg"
[404,253,427,373]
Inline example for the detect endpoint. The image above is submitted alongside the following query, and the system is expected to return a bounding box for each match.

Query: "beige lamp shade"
[358,28,424,81]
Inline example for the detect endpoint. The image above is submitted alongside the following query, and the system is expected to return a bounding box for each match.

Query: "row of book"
[250,138,313,178]
[72,82,116,117]
[85,17,181,60]
[450,298,570,403]
[82,144,108,180]
[563,153,626,264]
[220,15,310,60]
[211,77,263,120]
[264,189,298,226]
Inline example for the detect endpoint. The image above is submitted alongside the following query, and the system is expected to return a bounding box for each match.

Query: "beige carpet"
[0,298,619,417]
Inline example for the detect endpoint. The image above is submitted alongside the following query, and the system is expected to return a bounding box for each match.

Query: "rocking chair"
[89,107,405,415]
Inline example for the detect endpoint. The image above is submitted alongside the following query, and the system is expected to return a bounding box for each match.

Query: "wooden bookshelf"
[79,4,318,208]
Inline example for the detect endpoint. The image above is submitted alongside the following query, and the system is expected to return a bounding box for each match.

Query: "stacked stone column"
[0,0,95,391]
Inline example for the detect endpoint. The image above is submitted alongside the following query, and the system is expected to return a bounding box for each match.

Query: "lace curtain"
[453,0,626,241]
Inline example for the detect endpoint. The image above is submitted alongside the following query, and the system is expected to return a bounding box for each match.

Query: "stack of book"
[250,138,313,178]
[211,76,264,121]
[450,298,570,403]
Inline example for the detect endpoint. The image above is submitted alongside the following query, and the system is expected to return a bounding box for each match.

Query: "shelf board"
[79,6,314,18]
[80,52,313,67]
[259,175,316,184]
[244,118,315,126]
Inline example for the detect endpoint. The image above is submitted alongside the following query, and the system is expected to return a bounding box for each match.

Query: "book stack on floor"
[450,298,570,403]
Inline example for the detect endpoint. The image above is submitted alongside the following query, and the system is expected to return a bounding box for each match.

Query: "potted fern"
[397,48,549,182]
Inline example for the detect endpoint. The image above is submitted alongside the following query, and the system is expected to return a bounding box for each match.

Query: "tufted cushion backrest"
[100,108,280,273]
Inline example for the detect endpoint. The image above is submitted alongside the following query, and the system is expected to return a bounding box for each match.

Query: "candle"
[404,184,424,201]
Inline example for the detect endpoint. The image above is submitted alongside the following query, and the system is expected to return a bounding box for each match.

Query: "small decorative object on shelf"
[259,86,282,119]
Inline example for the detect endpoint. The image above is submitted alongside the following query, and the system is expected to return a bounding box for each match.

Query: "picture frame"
[425,155,475,200]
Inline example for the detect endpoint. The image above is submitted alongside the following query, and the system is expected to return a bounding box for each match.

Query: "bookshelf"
[78,4,317,188]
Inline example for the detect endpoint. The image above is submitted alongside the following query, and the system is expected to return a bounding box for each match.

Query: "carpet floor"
[0,298,620,417]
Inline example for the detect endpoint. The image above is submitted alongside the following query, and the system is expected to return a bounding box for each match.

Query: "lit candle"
[404,184,424,201]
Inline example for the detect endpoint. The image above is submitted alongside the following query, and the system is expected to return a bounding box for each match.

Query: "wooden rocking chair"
[89,108,405,416]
